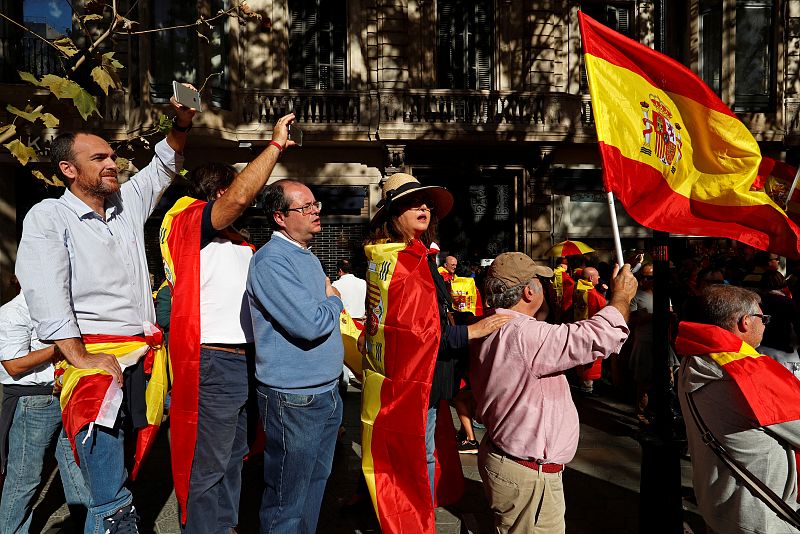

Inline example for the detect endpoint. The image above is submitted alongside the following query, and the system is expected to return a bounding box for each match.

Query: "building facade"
[0,0,797,300]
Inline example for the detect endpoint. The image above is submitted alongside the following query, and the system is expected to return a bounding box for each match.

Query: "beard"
[84,174,120,197]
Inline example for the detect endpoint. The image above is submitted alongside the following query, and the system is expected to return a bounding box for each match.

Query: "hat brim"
[370,185,454,225]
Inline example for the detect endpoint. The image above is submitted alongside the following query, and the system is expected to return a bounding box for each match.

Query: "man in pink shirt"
[470,252,637,533]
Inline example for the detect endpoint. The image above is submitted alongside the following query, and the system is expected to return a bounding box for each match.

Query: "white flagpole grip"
[607,192,625,267]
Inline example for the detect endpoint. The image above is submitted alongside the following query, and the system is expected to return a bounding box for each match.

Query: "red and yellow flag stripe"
[579,11,800,258]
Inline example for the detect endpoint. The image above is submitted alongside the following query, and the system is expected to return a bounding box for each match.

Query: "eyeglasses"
[750,313,771,325]
[284,201,322,215]
[641,275,653,281]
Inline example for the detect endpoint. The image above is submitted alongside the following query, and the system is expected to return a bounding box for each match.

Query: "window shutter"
[289,0,346,90]
[474,1,492,90]
[437,1,455,88]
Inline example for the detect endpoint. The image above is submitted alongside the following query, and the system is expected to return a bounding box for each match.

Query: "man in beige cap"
[470,252,637,533]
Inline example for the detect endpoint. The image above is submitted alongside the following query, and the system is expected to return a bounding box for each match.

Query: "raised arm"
[210,114,295,230]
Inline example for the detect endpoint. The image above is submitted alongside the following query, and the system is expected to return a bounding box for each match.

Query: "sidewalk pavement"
[11,383,706,533]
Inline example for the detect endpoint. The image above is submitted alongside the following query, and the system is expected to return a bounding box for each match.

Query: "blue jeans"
[257,384,343,534]
[183,348,250,533]
[425,405,437,504]
[0,394,89,534]
[75,423,131,534]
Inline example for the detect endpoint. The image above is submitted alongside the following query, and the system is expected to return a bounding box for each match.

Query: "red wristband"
[269,140,283,153]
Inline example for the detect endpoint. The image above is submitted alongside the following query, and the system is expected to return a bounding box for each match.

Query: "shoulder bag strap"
[684,391,800,529]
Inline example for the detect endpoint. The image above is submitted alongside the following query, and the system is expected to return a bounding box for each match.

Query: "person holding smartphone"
[15,86,197,534]
[161,113,296,533]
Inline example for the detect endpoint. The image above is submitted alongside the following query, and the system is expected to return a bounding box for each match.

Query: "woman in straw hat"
[358,173,509,529]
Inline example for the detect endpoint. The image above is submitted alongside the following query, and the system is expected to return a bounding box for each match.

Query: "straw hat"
[371,173,454,224]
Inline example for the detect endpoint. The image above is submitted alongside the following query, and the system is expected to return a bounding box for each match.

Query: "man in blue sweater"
[247,179,344,534]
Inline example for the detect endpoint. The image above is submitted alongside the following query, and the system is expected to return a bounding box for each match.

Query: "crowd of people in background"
[1,98,800,534]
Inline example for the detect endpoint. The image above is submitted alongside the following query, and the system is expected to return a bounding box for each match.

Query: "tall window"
[437,0,493,90]
[151,0,198,103]
[734,0,774,112]
[699,0,722,96]
[209,0,231,108]
[289,0,347,90]
[580,3,632,92]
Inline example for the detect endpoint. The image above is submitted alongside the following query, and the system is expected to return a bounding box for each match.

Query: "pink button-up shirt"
[470,306,629,464]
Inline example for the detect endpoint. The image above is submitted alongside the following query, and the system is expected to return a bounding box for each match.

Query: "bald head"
[444,256,457,275]
[583,267,600,286]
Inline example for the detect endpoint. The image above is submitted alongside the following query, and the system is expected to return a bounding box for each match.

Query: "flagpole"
[606,192,625,267]
[785,164,800,211]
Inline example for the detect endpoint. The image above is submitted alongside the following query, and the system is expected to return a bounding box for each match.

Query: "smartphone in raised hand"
[288,123,303,146]
[172,81,201,111]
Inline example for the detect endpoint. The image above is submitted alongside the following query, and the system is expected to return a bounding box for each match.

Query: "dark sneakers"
[104,504,139,534]
[457,439,479,454]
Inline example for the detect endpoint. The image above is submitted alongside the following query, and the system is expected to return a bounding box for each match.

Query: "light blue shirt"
[16,139,183,340]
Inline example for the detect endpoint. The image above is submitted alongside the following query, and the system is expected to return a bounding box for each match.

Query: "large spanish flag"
[362,239,463,533]
[579,11,800,258]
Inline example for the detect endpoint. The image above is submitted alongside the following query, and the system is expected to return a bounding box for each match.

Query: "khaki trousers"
[477,438,566,534]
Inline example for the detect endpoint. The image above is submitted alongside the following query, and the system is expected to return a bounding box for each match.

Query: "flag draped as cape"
[573,279,606,381]
[675,322,800,427]
[160,196,204,524]
[362,239,463,533]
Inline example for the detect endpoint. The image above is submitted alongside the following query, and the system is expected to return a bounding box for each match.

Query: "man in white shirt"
[332,259,367,321]
[0,285,89,533]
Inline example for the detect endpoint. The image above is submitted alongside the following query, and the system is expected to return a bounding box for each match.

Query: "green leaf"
[81,14,104,22]
[40,75,100,120]
[179,168,189,176]
[91,65,117,95]
[6,104,42,123]
[72,88,101,120]
[102,52,124,70]
[52,36,79,58]
[4,139,37,166]
[41,74,81,99]
[18,71,41,86]
[41,113,59,128]
[31,170,65,188]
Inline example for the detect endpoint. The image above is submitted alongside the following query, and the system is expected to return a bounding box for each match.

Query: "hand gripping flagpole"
[607,192,625,267]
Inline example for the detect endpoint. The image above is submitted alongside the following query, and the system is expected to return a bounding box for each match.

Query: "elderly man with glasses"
[247,179,344,533]
[676,284,800,534]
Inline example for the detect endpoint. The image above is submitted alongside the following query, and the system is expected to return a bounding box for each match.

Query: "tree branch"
[125,5,239,36]
[69,0,119,75]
